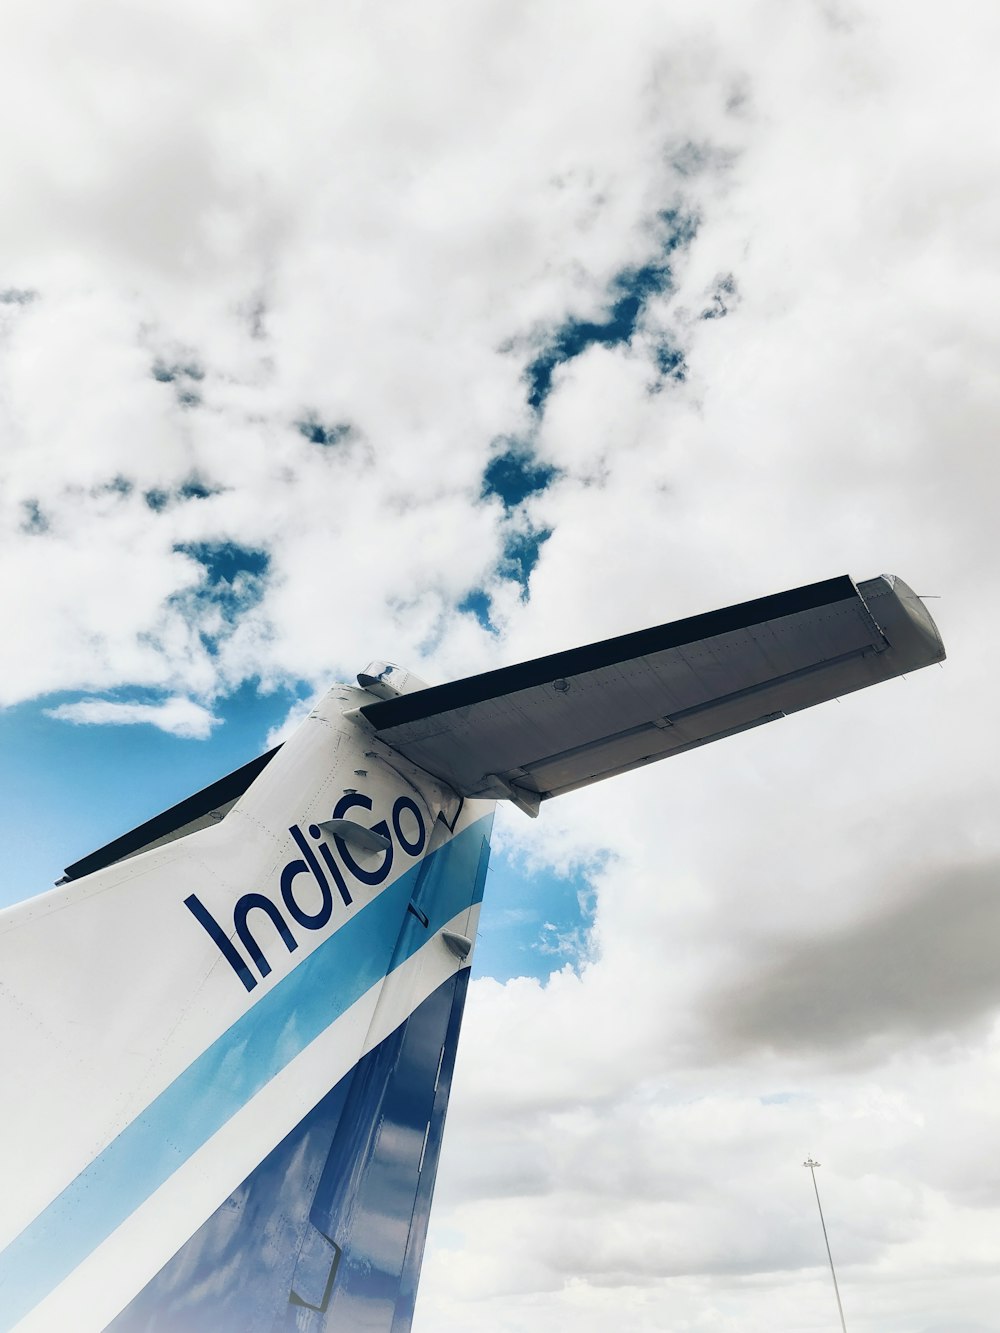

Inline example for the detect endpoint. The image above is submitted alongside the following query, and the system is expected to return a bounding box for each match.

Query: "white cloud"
[44,696,220,739]
[1,0,999,1327]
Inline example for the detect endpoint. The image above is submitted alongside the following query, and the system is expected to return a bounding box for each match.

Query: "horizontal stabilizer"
[360,574,944,806]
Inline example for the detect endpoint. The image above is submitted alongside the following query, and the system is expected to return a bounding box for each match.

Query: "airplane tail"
[0,684,492,1332]
[0,573,944,1331]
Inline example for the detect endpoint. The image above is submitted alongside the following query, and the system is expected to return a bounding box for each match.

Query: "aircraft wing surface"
[360,574,944,811]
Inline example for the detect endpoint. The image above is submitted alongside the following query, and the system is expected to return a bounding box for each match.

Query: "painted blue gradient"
[109,969,471,1333]
[0,816,492,1331]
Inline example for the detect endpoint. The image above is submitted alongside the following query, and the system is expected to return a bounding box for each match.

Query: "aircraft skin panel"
[359,574,945,801]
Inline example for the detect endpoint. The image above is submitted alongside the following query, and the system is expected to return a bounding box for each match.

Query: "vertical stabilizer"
[0,685,492,1332]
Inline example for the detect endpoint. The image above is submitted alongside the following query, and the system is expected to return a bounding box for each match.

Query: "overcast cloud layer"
[2,2,999,1329]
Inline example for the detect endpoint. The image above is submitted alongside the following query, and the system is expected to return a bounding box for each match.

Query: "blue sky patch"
[151,360,204,384]
[171,542,270,652]
[477,446,558,597]
[472,847,595,983]
[525,211,697,412]
[457,588,496,633]
[152,360,205,408]
[177,477,218,501]
[0,680,302,906]
[654,342,687,382]
[295,415,352,447]
[20,500,48,534]
[500,526,551,591]
[174,541,269,587]
[143,476,222,510]
[482,447,557,510]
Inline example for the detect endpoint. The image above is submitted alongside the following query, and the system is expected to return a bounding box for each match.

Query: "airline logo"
[185,792,427,992]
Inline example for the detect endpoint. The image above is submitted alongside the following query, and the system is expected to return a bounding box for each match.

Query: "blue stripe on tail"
[108,967,472,1333]
[0,816,491,1331]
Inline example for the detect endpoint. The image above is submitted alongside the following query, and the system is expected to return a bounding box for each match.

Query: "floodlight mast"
[803,1158,848,1333]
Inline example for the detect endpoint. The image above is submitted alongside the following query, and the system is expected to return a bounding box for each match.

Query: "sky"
[0,0,998,1328]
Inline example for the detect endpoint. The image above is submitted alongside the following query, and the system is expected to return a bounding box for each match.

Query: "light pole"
[803,1158,848,1333]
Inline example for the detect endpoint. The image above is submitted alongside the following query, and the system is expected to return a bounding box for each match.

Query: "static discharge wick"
[803,1158,849,1333]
